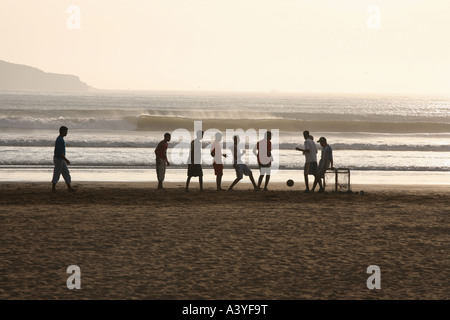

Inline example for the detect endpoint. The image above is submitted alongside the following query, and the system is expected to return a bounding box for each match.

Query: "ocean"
[0,91,449,185]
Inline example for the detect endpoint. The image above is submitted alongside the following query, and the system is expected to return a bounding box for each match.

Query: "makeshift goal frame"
[323,168,351,193]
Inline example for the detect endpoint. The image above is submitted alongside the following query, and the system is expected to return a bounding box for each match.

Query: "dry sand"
[0,181,448,299]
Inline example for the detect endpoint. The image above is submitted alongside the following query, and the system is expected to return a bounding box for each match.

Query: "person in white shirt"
[252,131,273,191]
[295,130,318,193]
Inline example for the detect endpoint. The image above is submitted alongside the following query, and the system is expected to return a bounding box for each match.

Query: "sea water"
[0,91,449,184]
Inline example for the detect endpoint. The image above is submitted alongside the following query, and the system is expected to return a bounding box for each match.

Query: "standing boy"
[185,130,204,192]
[210,132,227,191]
[155,132,171,190]
[295,130,318,193]
[253,131,272,191]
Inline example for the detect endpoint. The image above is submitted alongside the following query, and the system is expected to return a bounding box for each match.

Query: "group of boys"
[154,129,333,193]
[154,131,273,192]
[51,126,333,193]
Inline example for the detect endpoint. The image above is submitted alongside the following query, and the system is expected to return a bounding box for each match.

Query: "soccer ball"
[286,179,294,187]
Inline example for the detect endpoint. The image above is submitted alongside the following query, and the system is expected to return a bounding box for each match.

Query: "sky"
[1,0,450,94]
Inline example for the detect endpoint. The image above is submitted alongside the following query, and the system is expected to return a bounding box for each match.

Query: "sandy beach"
[0,181,448,300]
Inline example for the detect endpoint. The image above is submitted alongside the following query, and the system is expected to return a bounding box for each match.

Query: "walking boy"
[312,137,334,192]
[51,126,75,192]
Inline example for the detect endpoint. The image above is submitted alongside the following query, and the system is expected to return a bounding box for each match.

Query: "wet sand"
[0,182,448,299]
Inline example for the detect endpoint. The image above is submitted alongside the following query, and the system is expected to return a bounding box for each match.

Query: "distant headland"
[0,60,92,93]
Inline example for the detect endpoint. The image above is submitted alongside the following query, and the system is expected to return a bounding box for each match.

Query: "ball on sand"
[286,179,294,187]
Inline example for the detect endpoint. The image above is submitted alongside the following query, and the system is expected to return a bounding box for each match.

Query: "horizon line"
[87,88,450,98]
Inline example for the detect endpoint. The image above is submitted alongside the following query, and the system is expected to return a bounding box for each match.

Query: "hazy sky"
[1,0,449,94]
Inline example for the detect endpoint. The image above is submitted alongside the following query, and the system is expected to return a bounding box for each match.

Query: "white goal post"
[324,168,351,193]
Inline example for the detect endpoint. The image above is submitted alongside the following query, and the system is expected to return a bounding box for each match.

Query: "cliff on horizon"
[0,60,90,93]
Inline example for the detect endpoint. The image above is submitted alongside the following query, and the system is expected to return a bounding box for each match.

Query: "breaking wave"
[2,114,448,134]
[0,138,449,152]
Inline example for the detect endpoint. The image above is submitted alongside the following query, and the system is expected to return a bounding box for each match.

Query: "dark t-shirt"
[54,136,66,159]
[155,140,168,160]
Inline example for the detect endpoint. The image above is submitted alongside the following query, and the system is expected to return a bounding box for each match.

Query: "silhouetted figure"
[155,132,171,190]
[228,135,258,191]
[253,131,273,191]
[51,126,75,192]
[312,137,334,192]
[185,130,204,192]
[211,132,227,191]
[296,130,318,193]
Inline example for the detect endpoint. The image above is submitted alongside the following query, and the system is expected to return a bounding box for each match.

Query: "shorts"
[316,162,332,179]
[187,164,203,177]
[156,159,166,181]
[258,162,271,175]
[213,162,223,176]
[234,164,252,180]
[305,161,317,175]
[316,166,326,179]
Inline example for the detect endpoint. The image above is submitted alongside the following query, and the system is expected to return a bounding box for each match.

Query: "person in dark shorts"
[210,132,227,191]
[185,130,204,192]
[228,135,258,191]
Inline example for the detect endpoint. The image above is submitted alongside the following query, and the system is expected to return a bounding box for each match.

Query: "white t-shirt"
[210,141,223,164]
[303,138,317,163]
